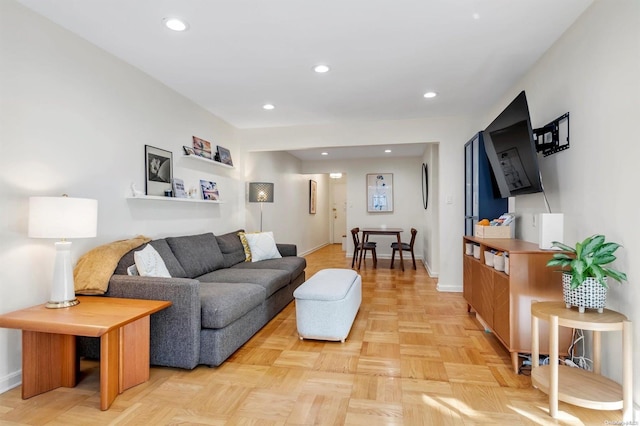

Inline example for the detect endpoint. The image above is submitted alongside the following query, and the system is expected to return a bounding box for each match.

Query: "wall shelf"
[183,154,233,169]
[126,195,222,204]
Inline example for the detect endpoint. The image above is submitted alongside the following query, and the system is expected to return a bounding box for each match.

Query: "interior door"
[332,181,347,244]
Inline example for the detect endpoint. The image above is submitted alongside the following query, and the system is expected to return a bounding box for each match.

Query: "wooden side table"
[530,301,633,421]
[0,296,171,410]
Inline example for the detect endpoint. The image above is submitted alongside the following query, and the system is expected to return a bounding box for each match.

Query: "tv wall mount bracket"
[533,112,570,157]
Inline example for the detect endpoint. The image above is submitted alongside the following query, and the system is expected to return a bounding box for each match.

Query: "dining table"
[358,227,405,271]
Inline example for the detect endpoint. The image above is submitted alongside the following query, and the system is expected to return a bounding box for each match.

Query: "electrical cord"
[565,328,592,370]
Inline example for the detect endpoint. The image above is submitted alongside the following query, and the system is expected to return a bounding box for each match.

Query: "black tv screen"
[483,91,543,198]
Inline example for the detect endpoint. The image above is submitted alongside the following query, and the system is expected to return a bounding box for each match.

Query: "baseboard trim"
[298,243,330,257]
[436,282,462,292]
[0,369,21,395]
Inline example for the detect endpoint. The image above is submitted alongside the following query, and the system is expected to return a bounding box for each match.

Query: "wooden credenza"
[462,236,572,373]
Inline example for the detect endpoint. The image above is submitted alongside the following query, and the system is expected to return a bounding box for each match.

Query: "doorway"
[330,175,347,246]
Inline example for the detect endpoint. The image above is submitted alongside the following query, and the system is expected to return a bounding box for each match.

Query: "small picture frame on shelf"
[183,145,195,156]
[145,145,173,196]
[192,136,213,159]
[172,178,187,198]
[216,145,233,166]
[199,179,220,201]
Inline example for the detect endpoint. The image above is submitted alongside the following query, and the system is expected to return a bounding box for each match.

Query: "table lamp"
[28,195,98,308]
[248,182,274,232]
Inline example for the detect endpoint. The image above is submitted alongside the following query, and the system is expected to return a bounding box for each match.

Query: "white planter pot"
[562,273,607,313]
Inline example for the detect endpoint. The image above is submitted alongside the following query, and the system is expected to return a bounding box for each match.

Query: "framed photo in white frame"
[366,173,393,212]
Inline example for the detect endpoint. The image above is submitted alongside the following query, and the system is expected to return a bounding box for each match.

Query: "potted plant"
[546,234,627,313]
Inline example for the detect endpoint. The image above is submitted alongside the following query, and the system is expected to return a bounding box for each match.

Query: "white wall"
[240,116,474,287]
[244,151,330,254]
[302,157,426,263]
[422,144,440,277]
[480,0,639,408]
[0,0,244,391]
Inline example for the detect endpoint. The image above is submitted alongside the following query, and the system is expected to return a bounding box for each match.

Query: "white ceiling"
[286,143,429,162]
[17,0,592,161]
[17,0,592,129]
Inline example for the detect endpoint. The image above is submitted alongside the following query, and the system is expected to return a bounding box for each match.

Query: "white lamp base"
[47,241,80,309]
[45,299,79,309]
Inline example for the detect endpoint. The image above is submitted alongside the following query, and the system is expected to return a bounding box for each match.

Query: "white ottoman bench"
[293,268,362,342]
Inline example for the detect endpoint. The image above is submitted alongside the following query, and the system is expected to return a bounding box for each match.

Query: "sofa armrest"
[277,243,297,257]
[106,275,202,369]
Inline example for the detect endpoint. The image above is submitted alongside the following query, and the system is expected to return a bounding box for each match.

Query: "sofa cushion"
[166,233,225,278]
[231,256,306,282]
[134,245,171,277]
[198,268,290,298]
[114,239,187,278]
[215,230,247,268]
[244,232,282,262]
[200,282,265,329]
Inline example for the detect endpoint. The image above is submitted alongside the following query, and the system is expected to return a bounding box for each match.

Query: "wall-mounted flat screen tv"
[483,90,543,198]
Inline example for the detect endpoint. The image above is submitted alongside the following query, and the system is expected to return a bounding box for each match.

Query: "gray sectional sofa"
[79,230,306,369]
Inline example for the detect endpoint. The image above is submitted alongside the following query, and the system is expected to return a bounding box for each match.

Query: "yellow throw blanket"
[74,235,151,295]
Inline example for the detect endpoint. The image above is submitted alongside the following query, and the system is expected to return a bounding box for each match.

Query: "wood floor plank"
[0,243,625,425]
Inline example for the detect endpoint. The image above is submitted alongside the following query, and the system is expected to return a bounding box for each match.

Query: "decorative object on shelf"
[309,180,317,214]
[130,182,144,197]
[421,162,429,210]
[187,186,198,198]
[192,136,212,159]
[248,182,274,232]
[547,234,627,313]
[199,179,220,201]
[366,173,393,212]
[145,145,173,196]
[183,145,195,156]
[216,145,233,166]
[28,195,98,308]
[171,178,187,198]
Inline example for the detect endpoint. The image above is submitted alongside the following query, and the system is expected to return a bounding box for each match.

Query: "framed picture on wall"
[145,145,173,196]
[309,180,317,214]
[366,173,393,212]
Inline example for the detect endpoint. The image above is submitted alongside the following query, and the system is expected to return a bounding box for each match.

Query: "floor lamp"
[248,182,274,232]
[28,195,98,308]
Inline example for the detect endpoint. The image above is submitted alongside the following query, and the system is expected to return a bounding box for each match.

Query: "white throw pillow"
[244,231,282,262]
[134,245,171,277]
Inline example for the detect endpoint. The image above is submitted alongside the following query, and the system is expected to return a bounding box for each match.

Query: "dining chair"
[351,227,377,268]
[390,227,417,270]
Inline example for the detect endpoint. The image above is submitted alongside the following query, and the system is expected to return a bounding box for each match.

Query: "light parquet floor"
[0,244,624,425]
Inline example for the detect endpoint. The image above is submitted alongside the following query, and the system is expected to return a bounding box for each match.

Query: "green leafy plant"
[546,234,627,289]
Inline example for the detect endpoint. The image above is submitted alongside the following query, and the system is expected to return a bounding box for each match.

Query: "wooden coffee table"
[0,296,171,410]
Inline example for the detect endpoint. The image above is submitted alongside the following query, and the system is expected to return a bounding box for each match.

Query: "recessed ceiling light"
[423,91,437,98]
[384,149,392,153]
[163,17,188,31]
[313,64,330,73]
[473,13,480,20]
[330,172,342,179]
[263,104,275,110]
[321,152,328,156]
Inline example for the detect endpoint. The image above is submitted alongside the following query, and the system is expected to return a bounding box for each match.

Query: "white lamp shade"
[29,196,98,239]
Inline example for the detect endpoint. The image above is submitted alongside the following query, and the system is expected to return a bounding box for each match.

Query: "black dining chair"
[390,228,417,270]
[351,227,377,268]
